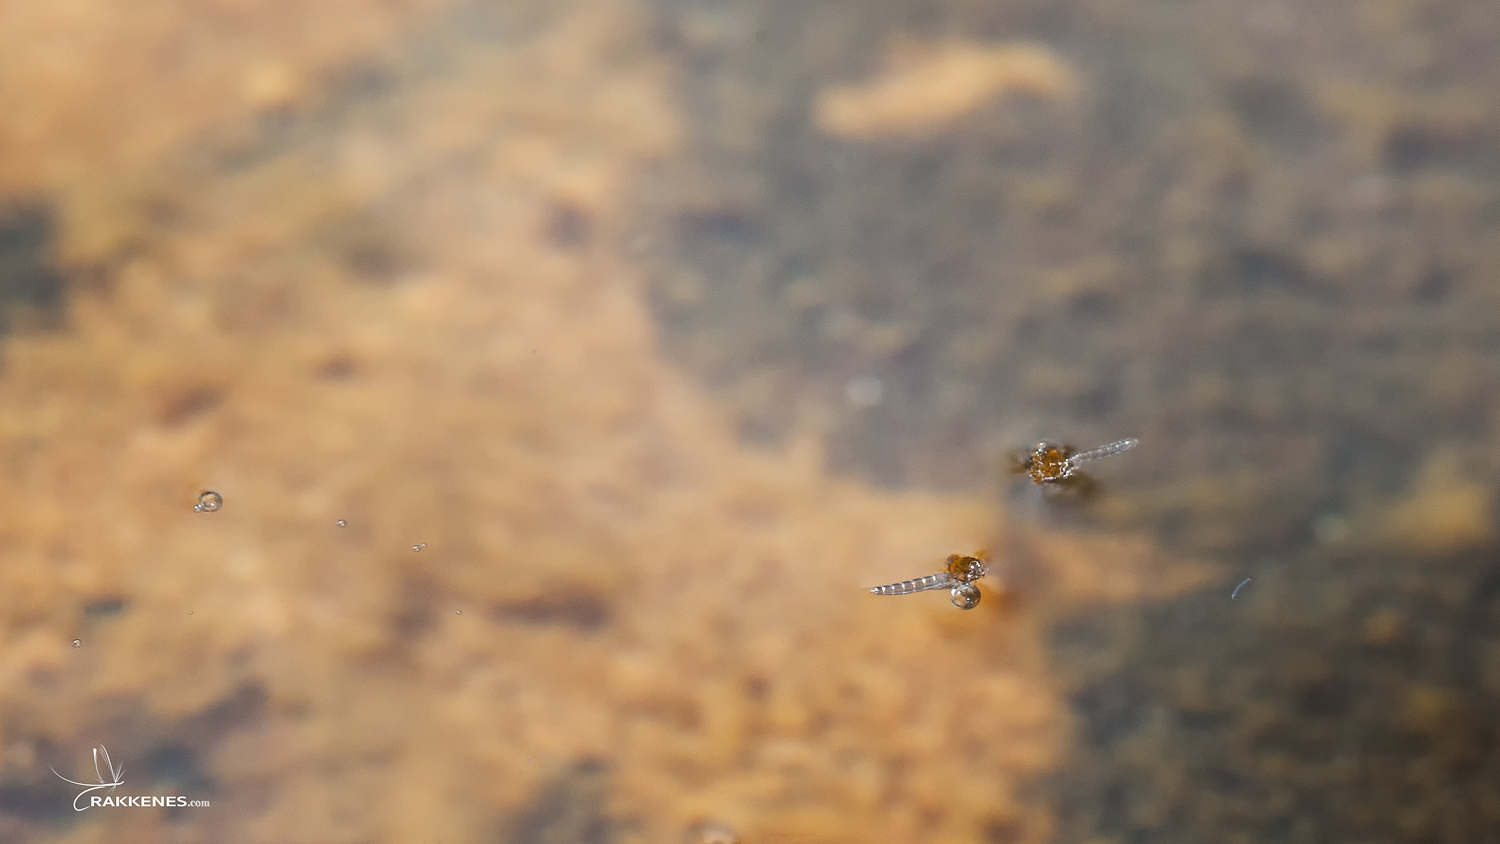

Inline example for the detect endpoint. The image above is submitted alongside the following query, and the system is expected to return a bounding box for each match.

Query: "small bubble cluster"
[193,491,223,513]
[412,543,426,552]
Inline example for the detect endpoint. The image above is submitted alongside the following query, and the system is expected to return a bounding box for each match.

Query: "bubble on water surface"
[412,543,426,552]
[72,639,81,648]
[193,491,222,512]
[337,519,347,528]
[949,582,980,609]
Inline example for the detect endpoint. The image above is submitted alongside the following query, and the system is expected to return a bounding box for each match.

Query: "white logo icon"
[51,745,125,812]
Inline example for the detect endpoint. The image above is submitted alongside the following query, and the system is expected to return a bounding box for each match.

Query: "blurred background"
[2,0,1499,842]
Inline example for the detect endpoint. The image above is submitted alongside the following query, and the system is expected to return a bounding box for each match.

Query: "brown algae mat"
[0,1,1215,843]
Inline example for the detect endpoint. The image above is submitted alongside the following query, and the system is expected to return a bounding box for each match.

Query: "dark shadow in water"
[633,0,1500,839]
[1048,542,1500,842]
[504,760,616,844]
[0,203,66,333]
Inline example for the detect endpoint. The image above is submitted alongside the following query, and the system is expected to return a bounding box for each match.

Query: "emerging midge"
[870,553,989,610]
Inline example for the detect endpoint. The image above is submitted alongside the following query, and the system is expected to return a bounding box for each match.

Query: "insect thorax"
[1025,443,1073,483]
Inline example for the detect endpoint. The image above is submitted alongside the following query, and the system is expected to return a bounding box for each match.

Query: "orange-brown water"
[6,0,1500,842]
[0,1,1215,842]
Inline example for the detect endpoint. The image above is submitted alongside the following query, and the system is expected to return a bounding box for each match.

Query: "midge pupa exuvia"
[1015,438,1138,486]
[870,553,989,609]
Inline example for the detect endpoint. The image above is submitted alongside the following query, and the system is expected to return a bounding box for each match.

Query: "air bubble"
[949,582,980,610]
[412,543,426,552]
[455,609,462,615]
[193,491,223,513]
[72,639,81,648]
[337,519,347,528]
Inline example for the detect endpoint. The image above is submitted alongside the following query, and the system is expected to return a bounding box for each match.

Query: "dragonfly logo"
[50,745,209,811]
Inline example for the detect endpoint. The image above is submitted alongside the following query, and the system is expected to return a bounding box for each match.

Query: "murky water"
[2,0,1499,842]
[645,0,1500,839]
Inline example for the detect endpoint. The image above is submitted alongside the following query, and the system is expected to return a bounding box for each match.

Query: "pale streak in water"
[1232,578,1251,599]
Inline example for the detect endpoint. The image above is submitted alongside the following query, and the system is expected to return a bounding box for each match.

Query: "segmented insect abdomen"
[869,572,952,595]
[1066,438,1139,465]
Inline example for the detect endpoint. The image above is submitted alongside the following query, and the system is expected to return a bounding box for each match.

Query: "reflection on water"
[1,0,1499,841]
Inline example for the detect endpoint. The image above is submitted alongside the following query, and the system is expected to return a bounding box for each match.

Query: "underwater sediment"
[0,1,1214,842]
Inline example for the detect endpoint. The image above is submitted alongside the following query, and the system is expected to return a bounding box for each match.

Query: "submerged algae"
[0,1,1215,843]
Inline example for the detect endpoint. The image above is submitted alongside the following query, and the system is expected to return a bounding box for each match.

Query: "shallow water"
[2,0,1499,842]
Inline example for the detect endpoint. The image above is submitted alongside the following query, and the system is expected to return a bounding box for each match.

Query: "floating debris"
[193,490,223,512]
[1232,578,1252,600]
[870,552,989,609]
